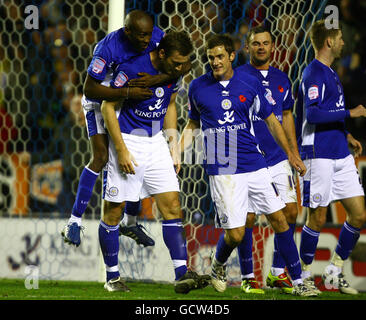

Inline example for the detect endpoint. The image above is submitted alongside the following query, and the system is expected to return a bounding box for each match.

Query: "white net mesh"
[0,0,328,285]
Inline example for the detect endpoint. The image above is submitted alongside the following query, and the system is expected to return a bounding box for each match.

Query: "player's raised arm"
[264,113,306,176]
[100,100,138,174]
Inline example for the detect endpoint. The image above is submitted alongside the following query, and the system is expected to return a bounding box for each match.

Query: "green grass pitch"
[1,278,365,300]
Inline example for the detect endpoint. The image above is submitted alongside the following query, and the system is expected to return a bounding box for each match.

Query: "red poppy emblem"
[278,85,284,93]
[167,83,172,88]
[239,95,246,102]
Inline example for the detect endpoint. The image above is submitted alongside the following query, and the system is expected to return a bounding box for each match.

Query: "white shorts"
[82,97,106,137]
[299,155,364,208]
[248,160,297,213]
[209,168,285,229]
[103,131,180,203]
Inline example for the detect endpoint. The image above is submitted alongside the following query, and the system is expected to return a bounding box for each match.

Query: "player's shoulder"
[269,66,290,81]
[235,68,262,91]
[189,72,213,91]
[303,59,327,80]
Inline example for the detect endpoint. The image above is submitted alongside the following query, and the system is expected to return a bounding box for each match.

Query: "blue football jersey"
[85,26,165,103]
[237,63,294,167]
[295,59,350,160]
[111,53,179,137]
[188,69,273,175]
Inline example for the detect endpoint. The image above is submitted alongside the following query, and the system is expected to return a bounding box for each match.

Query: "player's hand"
[288,153,307,177]
[117,149,138,175]
[347,133,363,158]
[127,86,153,100]
[128,73,160,88]
[349,105,366,118]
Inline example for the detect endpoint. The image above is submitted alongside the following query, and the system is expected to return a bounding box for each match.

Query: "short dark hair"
[246,25,274,44]
[205,34,235,55]
[310,19,341,51]
[158,31,193,57]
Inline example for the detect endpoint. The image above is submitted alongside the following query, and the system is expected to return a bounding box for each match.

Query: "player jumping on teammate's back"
[100,31,210,293]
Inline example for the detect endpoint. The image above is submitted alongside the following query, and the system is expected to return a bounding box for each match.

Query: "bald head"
[124,10,154,52]
[125,10,153,31]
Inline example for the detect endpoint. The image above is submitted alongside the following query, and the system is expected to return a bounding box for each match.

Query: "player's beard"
[251,51,271,67]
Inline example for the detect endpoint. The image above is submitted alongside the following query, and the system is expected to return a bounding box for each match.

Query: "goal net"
[0,0,328,286]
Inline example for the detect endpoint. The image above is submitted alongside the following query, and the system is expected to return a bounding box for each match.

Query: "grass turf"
[1,278,365,300]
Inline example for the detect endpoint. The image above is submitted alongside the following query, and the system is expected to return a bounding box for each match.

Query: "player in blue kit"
[235,26,300,294]
[179,34,316,296]
[61,10,187,248]
[296,20,366,294]
[99,31,211,293]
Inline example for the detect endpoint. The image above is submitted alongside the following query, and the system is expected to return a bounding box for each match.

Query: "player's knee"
[225,228,245,247]
[90,151,108,171]
[267,210,288,233]
[245,213,256,228]
[161,198,182,219]
[282,203,298,224]
[307,210,327,231]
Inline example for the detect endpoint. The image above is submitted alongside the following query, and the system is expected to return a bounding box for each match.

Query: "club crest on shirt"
[92,57,106,74]
[308,85,319,100]
[221,99,232,110]
[313,193,322,203]
[109,187,119,197]
[155,87,164,98]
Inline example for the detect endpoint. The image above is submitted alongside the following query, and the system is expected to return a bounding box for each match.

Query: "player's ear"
[158,48,166,59]
[326,37,332,48]
[229,51,236,62]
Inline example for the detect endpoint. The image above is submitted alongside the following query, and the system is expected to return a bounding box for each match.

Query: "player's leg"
[265,161,299,291]
[298,158,333,292]
[248,167,317,296]
[322,189,365,295]
[237,212,264,294]
[153,191,210,294]
[119,199,155,247]
[266,202,297,293]
[209,173,248,293]
[61,129,108,246]
[99,199,130,292]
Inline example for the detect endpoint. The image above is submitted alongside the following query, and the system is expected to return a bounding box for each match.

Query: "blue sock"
[98,221,120,282]
[275,228,302,281]
[300,225,320,265]
[272,223,296,269]
[335,221,360,260]
[215,232,235,264]
[125,200,141,216]
[71,167,99,218]
[237,227,253,277]
[162,219,188,280]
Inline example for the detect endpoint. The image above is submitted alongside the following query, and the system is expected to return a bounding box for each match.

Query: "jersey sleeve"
[255,79,274,120]
[110,68,129,88]
[303,70,350,124]
[188,82,200,121]
[87,41,112,81]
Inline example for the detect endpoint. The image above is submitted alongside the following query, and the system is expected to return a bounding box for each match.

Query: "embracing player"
[99,31,211,293]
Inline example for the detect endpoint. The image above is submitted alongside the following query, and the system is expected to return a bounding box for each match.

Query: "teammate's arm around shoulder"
[100,100,138,174]
[264,113,306,176]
